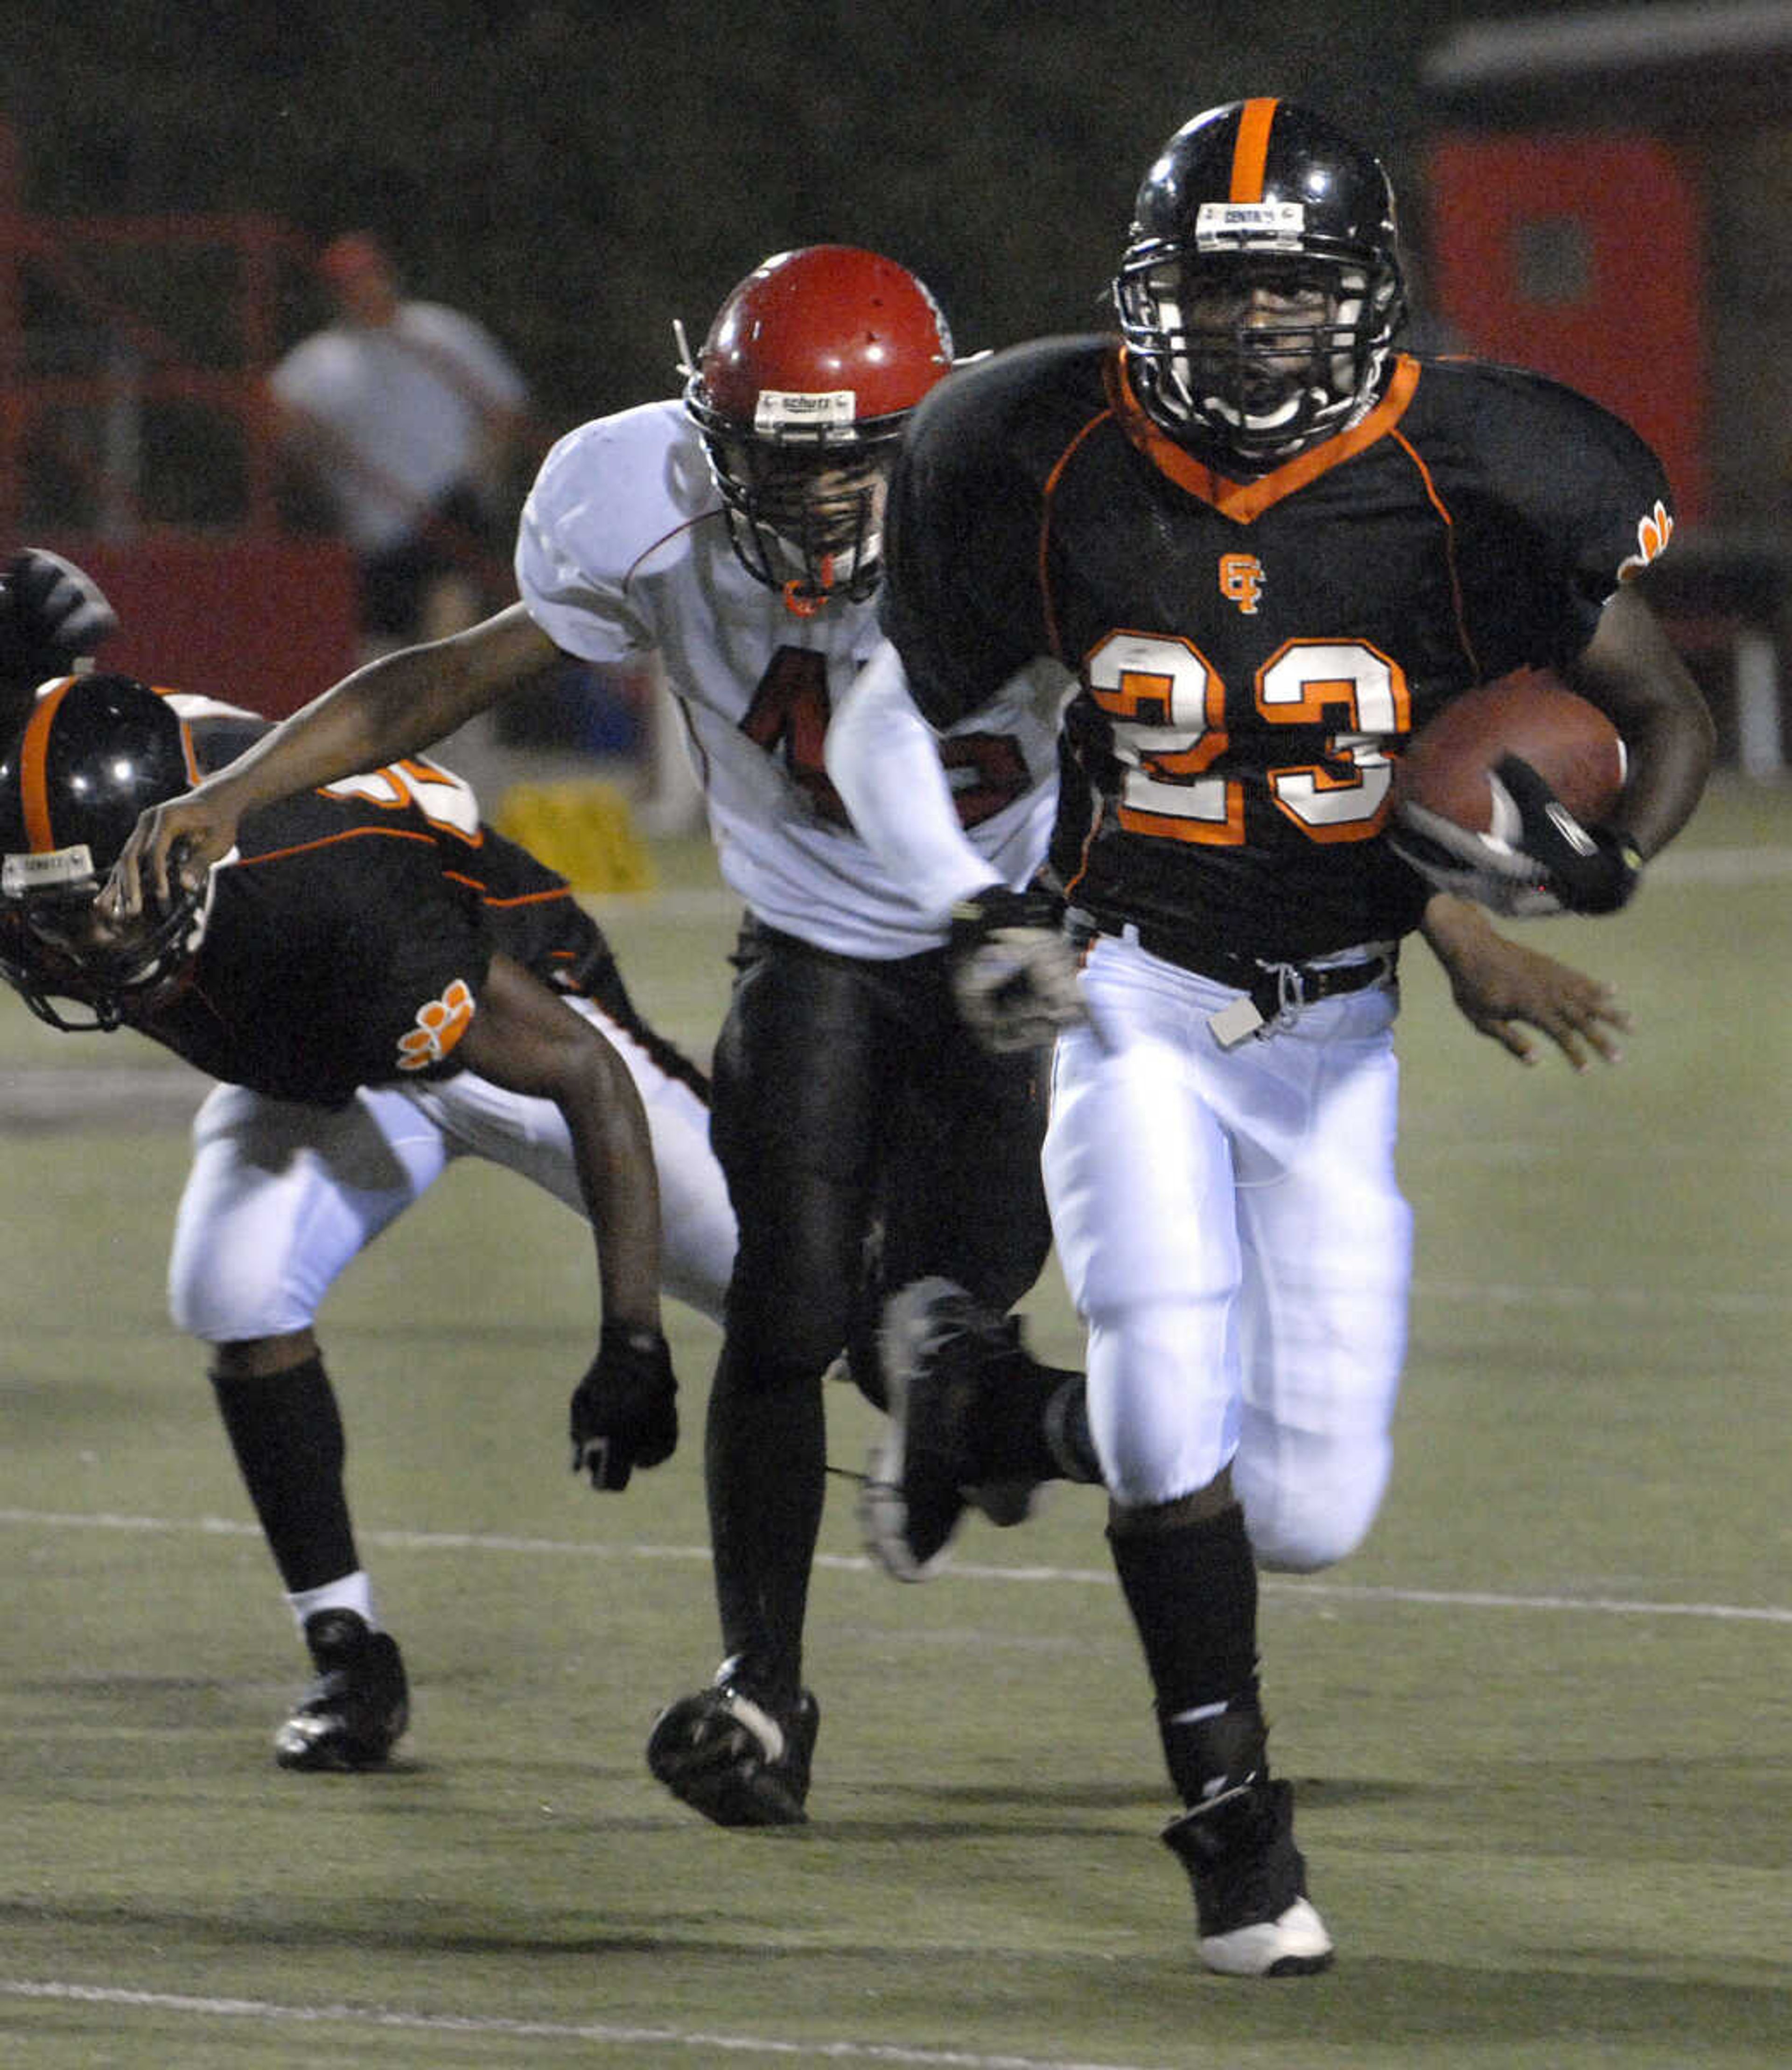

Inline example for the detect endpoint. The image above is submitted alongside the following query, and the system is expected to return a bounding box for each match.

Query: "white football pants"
[168,996,735,1345]
[1043,933,1412,1572]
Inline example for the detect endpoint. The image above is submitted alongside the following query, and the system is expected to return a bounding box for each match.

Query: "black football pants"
[701,919,1052,1698]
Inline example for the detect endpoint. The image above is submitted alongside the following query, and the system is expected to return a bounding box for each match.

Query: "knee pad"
[1085,1298,1239,1508]
[1236,1424,1392,1573]
[170,1216,311,1342]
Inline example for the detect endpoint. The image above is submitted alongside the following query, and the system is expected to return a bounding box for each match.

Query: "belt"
[1089,919,1398,1047]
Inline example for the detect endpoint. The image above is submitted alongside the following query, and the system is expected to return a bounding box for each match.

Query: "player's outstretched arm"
[102,604,563,920]
[454,953,676,1490]
[1419,892,1630,1072]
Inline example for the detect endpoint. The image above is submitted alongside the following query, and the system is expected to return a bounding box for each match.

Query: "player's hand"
[947,884,1085,1053]
[1393,770,1638,919]
[1426,896,1629,1070]
[0,548,118,680]
[568,1322,678,1491]
[1489,755,1642,915]
[99,788,243,923]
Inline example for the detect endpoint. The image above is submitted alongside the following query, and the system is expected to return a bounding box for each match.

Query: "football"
[1394,669,1627,836]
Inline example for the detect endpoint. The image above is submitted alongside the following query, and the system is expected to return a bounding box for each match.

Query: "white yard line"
[2,1507,1786,1625]
[0,1980,1170,2070]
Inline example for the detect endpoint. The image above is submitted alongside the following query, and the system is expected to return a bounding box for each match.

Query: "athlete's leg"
[647,927,892,1825]
[1043,938,1331,1975]
[171,1083,448,1614]
[170,1084,445,1767]
[1227,986,1411,1572]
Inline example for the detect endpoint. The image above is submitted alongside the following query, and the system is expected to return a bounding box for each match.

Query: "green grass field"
[3,778,1789,2069]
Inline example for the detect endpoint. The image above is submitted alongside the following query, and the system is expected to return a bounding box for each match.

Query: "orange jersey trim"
[1231,98,1278,201]
[1037,404,1119,660]
[1108,349,1423,523]
[238,824,444,870]
[443,872,578,912]
[1388,419,1482,679]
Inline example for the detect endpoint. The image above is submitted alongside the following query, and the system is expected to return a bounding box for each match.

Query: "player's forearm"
[1564,589,1715,856]
[1417,891,1497,969]
[559,1054,664,1333]
[826,640,1001,923]
[1603,697,1715,857]
[455,955,665,1332]
[210,647,483,813]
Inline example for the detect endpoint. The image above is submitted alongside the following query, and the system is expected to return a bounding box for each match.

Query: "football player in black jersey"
[0,648,736,1770]
[826,99,1714,1974]
[94,229,1641,1840]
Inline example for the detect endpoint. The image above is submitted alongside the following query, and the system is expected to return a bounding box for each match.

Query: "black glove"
[568,1322,677,1490]
[1491,755,1643,915]
[0,549,119,681]
[947,883,1085,1053]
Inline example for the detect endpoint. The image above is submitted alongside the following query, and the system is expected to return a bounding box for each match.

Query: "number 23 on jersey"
[1085,631,1411,845]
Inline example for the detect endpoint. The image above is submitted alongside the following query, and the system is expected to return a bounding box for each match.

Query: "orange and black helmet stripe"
[13,677,200,856]
[1229,98,1279,202]
[16,676,80,853]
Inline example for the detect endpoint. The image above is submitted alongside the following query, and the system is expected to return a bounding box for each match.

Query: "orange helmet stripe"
[17,676,79,853]
[1230,97,1279,202]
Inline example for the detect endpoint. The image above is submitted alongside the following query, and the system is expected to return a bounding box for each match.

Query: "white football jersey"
[515,400,1064,958]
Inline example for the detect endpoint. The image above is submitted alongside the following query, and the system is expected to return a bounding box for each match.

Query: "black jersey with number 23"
[880,339,1674,962]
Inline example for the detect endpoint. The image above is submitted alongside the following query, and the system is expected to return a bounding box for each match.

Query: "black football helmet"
[681,245,954,614]
[0,673,211,1030]
[1113,98,1407,469]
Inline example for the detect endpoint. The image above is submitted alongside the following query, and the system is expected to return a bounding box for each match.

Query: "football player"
[99,248,1070,1825]
[824,99,1713,1974]
[0,667,735,1770]
[98,241,1642,1835]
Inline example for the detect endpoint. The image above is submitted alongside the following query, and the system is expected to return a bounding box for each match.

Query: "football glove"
[1393,756,1641,919]
[1489,755,1642,914]
[0,549,119,681]
[568,1322,677,1491]
[947,884,1085,1053]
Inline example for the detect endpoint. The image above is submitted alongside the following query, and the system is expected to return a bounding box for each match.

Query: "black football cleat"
[860,1277,1040,1580]
[645,1662,818,1827]
[1162,1778,1334,1976]
[273,1609,409,1772]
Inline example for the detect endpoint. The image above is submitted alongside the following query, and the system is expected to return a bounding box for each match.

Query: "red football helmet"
[683,245,953,611]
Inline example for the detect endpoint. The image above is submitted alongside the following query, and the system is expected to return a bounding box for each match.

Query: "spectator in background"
[269,233,530,653]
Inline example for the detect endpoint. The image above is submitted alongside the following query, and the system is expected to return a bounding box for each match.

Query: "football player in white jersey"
[101,248,1072,1824]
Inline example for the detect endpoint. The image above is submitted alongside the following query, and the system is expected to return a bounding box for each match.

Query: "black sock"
[703,1342,826,1705]
[211,1356,358,1594]
[1108,1501,1266,1804]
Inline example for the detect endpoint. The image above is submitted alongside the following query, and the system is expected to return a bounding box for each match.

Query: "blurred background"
[1,0,1788,817]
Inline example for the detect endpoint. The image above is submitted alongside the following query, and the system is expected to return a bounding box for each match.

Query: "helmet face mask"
[1114,100,1407,469]
[694,424,896,606]
[681,245,953,610]
[0,674,212,1030]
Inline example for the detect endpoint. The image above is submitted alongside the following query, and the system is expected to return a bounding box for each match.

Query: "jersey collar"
[1107,349,1421,522]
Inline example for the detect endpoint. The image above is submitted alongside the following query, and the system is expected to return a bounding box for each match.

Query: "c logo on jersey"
[1218,553,1265,615]
[397,977,476,1072]
[1617,500,1673,584]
